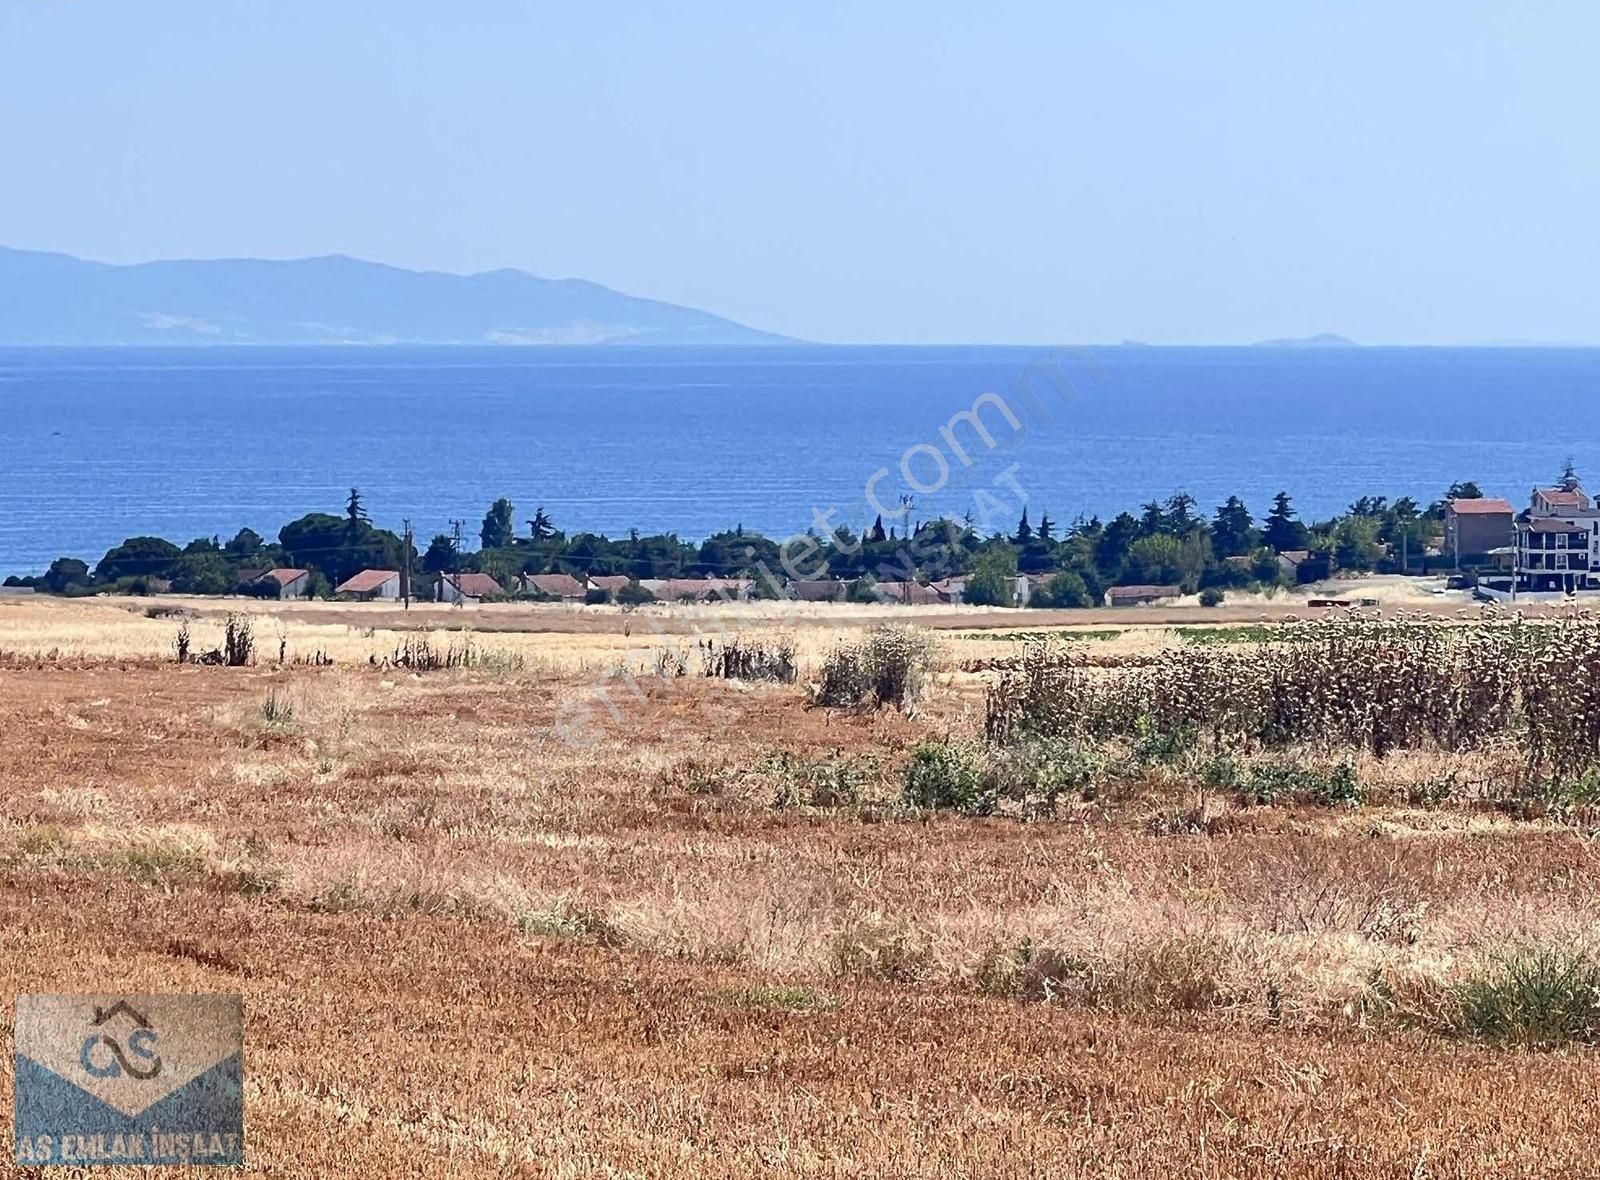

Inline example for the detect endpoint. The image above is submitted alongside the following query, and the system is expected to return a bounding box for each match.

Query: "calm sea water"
[2,344,1598,576]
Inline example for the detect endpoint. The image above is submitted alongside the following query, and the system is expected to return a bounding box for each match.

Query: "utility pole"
[401,518,413,610]
[449,519,465,608]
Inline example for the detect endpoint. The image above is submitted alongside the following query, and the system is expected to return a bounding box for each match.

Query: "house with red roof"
[1444,497,1515,567]
[253,568,312,599]
[521,572,588,601]
[1511,483,1600,595]
[436,572,505,604]
[335,569,401,601]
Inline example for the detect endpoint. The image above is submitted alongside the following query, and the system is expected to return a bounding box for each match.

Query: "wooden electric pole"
[401,518,413,610]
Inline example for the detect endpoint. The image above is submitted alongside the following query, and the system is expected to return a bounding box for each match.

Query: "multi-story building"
[1512,484,1600,595]
[1443,497,1515,567]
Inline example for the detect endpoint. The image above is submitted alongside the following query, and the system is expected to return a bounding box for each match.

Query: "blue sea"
[2,344,1599,576]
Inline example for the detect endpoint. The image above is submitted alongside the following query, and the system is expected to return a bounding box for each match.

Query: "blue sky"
[1,3,1594,344]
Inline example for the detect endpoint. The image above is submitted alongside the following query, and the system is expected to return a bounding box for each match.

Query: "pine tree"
[528,507,556,540]
[867,514,887,544]
[1263,491,1309,552]
[1014,508,1033,543]
[1037,511,1055,544]
[1210,496,1257,557]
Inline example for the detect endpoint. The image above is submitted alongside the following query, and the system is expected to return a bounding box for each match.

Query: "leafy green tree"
[1095,512,1141,579]
[280,511,409,586]
[225,528,263,558]
[1263,492,1310,552]
[42,557,90,593]
[1332,515,1383,571]
[1028,570,1092,608]
[481,498,516,550]
[96,536,181,581]
[171,551,235,595]
[1446,481,1484,501]
[1122,535,1187,586]
[1122,531,1212,591]
[422,534,458,574]
[963,545,1019,606]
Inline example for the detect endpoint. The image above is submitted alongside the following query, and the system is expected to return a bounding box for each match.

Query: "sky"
[1,2,1596,345]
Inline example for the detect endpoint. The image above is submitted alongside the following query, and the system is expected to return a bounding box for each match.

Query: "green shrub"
[617,581,656,605]
[1308,759,1365,807]
[259,689,295,727]
[1199,587,1225,608]
[1200,754,1241,789]
[987,737,1104,814]
[903,740,991,815]
[1456,948,1600,1047]
[762,751,874,809]
[1131,717,1198,766]
[1235,759,1365,807]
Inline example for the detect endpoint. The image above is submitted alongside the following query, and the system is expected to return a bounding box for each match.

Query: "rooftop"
[1448,498,1514,515]
[336,569,399,593]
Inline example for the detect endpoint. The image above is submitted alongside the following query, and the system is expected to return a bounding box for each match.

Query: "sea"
[2,344,1599,576]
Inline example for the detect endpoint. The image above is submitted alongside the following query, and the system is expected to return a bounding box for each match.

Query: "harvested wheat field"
[5,597,1600,1177]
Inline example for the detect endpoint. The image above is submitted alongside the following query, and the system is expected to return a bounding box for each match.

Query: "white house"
[257,568,312,599]
[1478,483,1600,601]
[335,569,402,601]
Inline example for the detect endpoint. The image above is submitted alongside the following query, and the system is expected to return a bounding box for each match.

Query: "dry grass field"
[4,594,1600,1177]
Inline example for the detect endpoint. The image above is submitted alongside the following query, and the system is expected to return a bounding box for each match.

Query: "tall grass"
[986,622,1600,776]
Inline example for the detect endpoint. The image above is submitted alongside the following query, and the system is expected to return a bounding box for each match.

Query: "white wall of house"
[363,576,401,601]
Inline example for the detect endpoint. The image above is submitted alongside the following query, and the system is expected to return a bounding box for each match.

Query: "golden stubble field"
[2,594,1599,1178]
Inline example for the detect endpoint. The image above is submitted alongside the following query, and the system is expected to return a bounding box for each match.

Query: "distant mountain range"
[0,246,789,345]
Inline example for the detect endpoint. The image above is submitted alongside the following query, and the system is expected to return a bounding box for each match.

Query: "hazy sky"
[1,3,1595,344]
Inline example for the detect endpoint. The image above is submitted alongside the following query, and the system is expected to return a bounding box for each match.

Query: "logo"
[14,994,243,1167]
[80,1001,163,1081]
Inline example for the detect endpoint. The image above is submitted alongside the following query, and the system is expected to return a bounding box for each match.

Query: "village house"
[1513,485,1600,595]
[642,577,751,603]
[253,568,312,599]
[517,572,586,601]
[929,576,965,604]
[1444,497,1516,567]
[586,575,632,599]
[335,569,401,601]
[871,580,944,606]
[1104,584,1181,608]
[788,578,851,603]
[436,572,504,604]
